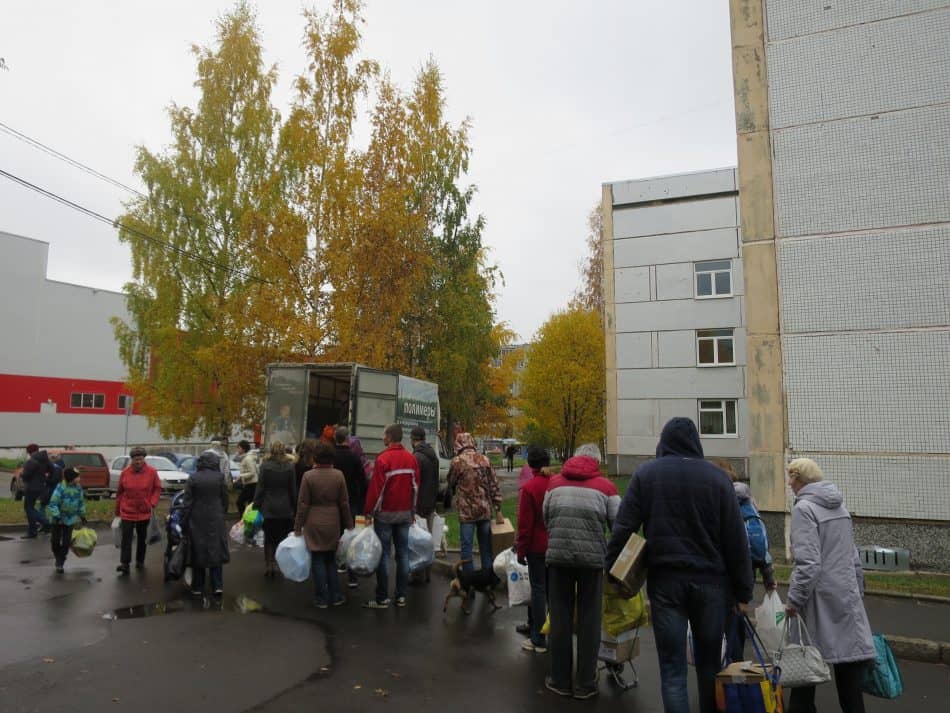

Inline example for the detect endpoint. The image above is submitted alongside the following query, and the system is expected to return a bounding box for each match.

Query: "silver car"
[109,455,189,494]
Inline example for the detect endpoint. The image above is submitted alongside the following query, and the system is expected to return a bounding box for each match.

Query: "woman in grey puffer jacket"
[786,457,875,713]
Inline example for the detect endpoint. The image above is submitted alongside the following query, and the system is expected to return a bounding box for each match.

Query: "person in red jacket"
[515,446,552,653]
[115,446,162,574]
[363,424,420,609]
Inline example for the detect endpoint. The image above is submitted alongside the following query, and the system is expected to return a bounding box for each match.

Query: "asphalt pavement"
[0,527,947,713]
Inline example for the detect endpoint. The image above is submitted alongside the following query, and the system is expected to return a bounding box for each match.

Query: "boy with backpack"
[46,467,87,573]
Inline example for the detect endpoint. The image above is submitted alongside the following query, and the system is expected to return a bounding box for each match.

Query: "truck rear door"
[352,367,398,457]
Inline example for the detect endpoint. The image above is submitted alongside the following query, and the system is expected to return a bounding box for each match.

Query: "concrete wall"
[604,170,747,475]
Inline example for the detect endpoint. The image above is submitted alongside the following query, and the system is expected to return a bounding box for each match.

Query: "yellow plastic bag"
[70,527,98,557]
[602,586,648,636]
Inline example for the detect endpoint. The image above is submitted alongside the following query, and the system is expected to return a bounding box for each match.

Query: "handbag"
[775,616,831,688]
[861,633,903,699]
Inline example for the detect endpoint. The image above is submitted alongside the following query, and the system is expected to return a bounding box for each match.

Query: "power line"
[0,167,268,284]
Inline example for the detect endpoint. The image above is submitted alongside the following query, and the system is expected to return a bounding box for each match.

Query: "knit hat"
[63,467,80,482]
[26,443,39,454]
[129,446,147,458]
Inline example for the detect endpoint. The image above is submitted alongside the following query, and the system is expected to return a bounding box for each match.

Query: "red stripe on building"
[0,373,137,415]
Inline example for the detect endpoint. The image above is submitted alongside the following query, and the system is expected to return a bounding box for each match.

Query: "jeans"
[192,566,223,592]
[374,521,410,602]
[788,660,868,713]
[526,553,548,647]
[649,576,730,713]
[548,565,603,692]
[311,550,341,605]
[24,492,49,536]
[50,523,73,566]
[459,520,492,574]
[120,519,149,565]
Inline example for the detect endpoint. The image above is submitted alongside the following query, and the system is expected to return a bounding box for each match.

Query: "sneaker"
[544,677,572,697]
[55,565,65,574]
[116,564,130,574]
[363,599,390,609]
[314,601,329,609]
[521,640,547,653]
[573,687,599,700]
[332,598,345,607]
[190,590,202,596]
[395,596,407,608]
[213,589,223,597]
[337,565,347,573]
[515,623,531,636]
[22,533,38,540]
[347,580,358,589]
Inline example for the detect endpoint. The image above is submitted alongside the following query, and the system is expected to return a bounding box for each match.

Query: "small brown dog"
[443,560,503,615]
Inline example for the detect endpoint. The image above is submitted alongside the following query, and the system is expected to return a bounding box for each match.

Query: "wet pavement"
[0,527,946,713]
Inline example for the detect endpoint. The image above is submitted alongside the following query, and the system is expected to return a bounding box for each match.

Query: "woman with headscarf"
[786,457,875,713]
[184,451,230,596]
[447,432,503,574]
[253,441,297,578]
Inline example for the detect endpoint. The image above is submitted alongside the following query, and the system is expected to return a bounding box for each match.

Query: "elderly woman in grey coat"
[786,457,875,713]
[184,452,230,596]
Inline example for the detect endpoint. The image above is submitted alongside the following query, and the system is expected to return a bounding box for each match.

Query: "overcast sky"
[0,1,737,341]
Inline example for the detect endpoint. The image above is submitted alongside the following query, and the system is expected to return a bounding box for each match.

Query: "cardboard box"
[598,628,640,663]
[491,518,515,554]
[715,661,776,684]
[609,532,647,597]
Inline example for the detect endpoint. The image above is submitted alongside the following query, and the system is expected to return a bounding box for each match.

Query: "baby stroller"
[163,491,191,585]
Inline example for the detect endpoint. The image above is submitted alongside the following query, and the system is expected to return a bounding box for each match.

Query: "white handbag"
[775,616,831,688]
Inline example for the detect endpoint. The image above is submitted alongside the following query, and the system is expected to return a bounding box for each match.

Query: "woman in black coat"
[184,452,230,595]
[253,441,297,578]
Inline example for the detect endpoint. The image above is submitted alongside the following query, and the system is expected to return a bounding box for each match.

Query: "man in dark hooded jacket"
[21,445,52,538]
[410,426,439,583]
[606,417,752,713]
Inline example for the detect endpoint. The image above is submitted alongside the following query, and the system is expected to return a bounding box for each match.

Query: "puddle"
[102,594,264,620]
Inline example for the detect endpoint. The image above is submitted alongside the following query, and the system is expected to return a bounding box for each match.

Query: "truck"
[263,363,454,500]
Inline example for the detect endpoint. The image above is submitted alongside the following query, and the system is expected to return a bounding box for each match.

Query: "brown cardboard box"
[715,661,775,683]
[609,532,647,597]
[491,518,515,554]
[598,629,640,663]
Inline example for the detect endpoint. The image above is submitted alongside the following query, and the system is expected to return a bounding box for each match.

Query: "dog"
[443,560,503,615]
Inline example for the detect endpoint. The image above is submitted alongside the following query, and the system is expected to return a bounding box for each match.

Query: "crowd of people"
[16,416,877,712]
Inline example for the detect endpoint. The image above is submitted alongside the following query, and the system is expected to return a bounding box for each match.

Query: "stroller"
[163,491,191,585]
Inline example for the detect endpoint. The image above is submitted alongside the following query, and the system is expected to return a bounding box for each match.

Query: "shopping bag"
[243,505,262,539]
[755,591,785,656]
[688,622,728,668]
[275,533,311,582]
[346,526,382,576]
[715,615,784,713]
[111,516,122,548]
[505,556,531,607]
[775,616,831,688]
[602,586,648,637]
[493,547,513,580]
[430,513,446,554]
[861,633,903,699]
[166,537,189,580]
[147,510,162,545]
[229,521,245,545]
[70,527,98,557]
[408,521,434,573]
[337,528,359,568]
[413,514,429,531]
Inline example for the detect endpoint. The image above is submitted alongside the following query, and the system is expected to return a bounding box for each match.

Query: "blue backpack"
[740,501,771,564]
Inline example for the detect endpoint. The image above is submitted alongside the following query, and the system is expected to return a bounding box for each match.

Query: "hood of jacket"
[655,417,704,459]
[733,481,751,503]
[413,441,437,460]
[559,455,601,481]
[795,481,844,510]
[197,452,222,472]
[32,449,50,464]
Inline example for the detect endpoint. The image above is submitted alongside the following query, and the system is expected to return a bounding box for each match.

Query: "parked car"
[178,452,241,488]
[152,451,191,467]
[109,455,187,494]
[9,464,24,500]
[11,451,111,499]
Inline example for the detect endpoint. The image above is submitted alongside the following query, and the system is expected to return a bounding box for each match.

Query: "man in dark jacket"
[334,426,366,589]
[410,426,439,583]
[21,445,52,538]
[606,417,753,713]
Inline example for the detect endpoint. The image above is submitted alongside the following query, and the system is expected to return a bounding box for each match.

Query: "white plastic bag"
[755,590,785,656]
[275,534,311,582]
[430,513,446,554]
[229,521,245,546]
[253,530,264,547]
[337,528,359,567]
[111,516,122,548]
[687,622,727,667]
[505,556,531,607]
[408,522,434,573]
[413,514,429,531]
[493,547,513,580]
[346,526,383,576]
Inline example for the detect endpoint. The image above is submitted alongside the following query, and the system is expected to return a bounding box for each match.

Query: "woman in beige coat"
[295,442,353,608]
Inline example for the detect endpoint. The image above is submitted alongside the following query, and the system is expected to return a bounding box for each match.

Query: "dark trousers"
[236,483,256,516]
[50,523,73,565]
[24,492,49,535]
[548,565,603,692]
[311,550,341,605]
[192,566,223,593]
[526,553,548,646]
[788,660,868,713]
[649,577,730,713]
[120,519,149,565]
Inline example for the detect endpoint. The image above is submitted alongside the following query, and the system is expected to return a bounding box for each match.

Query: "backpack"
[740,500,771,564]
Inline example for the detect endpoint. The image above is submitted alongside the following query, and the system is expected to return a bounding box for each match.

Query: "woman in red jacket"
[115,446,162,574]
[515,446,552,653]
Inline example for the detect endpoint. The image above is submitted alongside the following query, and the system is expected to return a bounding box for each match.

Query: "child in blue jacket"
[46,468,87,573]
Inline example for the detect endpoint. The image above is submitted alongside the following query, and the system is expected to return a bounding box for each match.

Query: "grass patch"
[772,564,950,599]
[0,458,23,471]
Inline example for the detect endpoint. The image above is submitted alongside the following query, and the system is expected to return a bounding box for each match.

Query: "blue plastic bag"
[861,634,903,699]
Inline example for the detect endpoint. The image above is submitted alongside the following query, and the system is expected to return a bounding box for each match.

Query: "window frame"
[698,399,739,438]
[70,392,106,410]
[694,259,733,299]
[696,328,736,367]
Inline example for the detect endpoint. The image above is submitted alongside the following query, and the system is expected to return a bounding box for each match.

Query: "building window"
[699,399,738,437]
[70,392,105,409]
[695,260,732,298]
[697,329,735,366]
[118,394,131,410]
